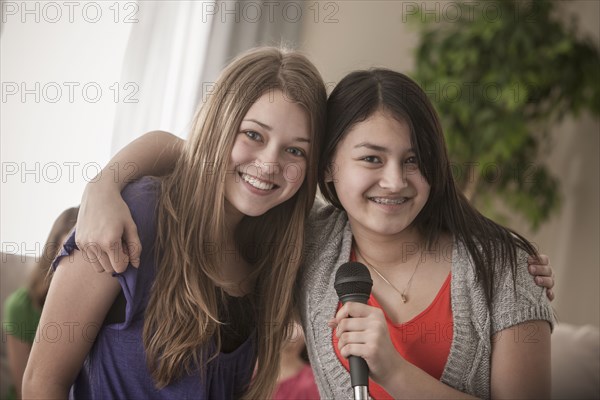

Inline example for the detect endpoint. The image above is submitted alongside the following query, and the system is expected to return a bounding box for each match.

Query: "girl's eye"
[286,147,306,158]
[361,156,382,164]
[405,156,419,171]
[244,130,262,141]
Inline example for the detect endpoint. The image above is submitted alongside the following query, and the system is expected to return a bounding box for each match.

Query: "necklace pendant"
[401,294,407,303]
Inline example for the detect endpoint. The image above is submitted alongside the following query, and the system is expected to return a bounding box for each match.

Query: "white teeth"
[241,173,275,190]
[370,197,407,205]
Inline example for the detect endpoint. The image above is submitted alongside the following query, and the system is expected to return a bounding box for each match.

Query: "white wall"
[1,1,133,257]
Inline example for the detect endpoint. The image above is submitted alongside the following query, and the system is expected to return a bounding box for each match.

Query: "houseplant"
[411,0,599,229]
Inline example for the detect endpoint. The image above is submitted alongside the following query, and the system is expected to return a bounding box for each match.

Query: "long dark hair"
[319,69,538,307]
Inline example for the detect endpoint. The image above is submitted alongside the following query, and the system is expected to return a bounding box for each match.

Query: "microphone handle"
[349,355,369,386]
[339,292,371,399]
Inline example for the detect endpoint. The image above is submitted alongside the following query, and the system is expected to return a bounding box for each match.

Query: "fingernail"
[536,277,543,284]
[529,265,536,273]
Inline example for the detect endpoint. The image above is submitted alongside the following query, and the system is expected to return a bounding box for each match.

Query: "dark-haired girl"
[301,69,553,398]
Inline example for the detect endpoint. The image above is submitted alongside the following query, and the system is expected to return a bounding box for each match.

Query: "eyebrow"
[243,119,272,131]
[354,142,414,153]
[243,119,311,143]
[354,142,388,152]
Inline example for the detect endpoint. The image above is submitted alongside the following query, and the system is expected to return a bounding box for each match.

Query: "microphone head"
[334,262,373,301]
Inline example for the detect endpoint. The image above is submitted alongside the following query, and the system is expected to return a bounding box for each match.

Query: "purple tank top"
[53,177,257,399]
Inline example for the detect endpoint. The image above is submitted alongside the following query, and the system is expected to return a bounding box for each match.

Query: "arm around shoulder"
[77,131,183,273]
[95,130,184,191]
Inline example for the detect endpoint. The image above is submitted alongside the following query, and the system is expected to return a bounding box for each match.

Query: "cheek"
[334,166,370,195]
[229,141,248,164]
[411,174,431,207]
[282,161,306,187]
[413,173,430,196]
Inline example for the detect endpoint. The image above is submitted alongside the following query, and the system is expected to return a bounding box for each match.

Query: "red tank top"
[332,249,453,399]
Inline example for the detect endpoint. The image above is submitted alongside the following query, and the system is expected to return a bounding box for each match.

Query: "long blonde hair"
[143,47,327,398]
[30,206,78,309]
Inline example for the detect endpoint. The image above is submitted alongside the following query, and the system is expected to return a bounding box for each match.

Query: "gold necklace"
[355,245,424,304]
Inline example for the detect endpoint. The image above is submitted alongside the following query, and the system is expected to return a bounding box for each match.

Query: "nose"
[255,146,281,177]
[378,162,408,192]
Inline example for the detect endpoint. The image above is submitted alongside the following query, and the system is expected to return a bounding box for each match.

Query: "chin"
[370,220,414,236]
[241,208,270,218]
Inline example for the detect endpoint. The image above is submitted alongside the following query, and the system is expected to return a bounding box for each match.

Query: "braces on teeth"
[371,197,407,205]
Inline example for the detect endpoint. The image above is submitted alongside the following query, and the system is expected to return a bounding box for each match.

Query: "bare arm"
[76,131,184,273]
[490,321,552,399]
[379,321,551,399]
[6,335,31,399]
[22,250,122,398]
[94,130,184,192]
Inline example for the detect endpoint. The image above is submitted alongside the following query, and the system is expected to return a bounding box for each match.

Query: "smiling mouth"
[368,197,408,205]
[240,173,278,191]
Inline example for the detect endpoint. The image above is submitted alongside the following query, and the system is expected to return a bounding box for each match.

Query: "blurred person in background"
[272,320,319,400]
[3,206,78,400]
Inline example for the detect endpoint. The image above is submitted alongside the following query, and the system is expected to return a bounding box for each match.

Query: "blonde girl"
[22,47,327,399]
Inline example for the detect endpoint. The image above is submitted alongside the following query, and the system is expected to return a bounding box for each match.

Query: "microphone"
[334,262,373,400]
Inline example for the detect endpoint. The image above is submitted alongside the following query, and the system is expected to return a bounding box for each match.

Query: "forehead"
[341,111,411,147]
[244,90,294,112]
[244,90,309,124]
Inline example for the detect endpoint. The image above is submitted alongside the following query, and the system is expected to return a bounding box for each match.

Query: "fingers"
[339,343,366,360]
[330,304,387,353]
[334,302,372,322]
[534,275,555,289]
[528,263,553,278]
[527,258,556,301]
[123,222,142,268]
[338,332,368,358]
[77,242,115,274]
[335,322,387,361]
[106,241,129,274]
[76,240,131,274]
[528,254,549,265]
[97,249,118,274]
[334,317,368,338]
[529,262,555,294]
[86,249,106,273]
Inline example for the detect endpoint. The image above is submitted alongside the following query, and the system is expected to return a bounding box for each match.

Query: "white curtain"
[200,0,304,83]
[110,0,304,153]
[110,1,213,152]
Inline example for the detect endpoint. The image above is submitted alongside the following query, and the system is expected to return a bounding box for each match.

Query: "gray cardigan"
[298,200,554,399]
